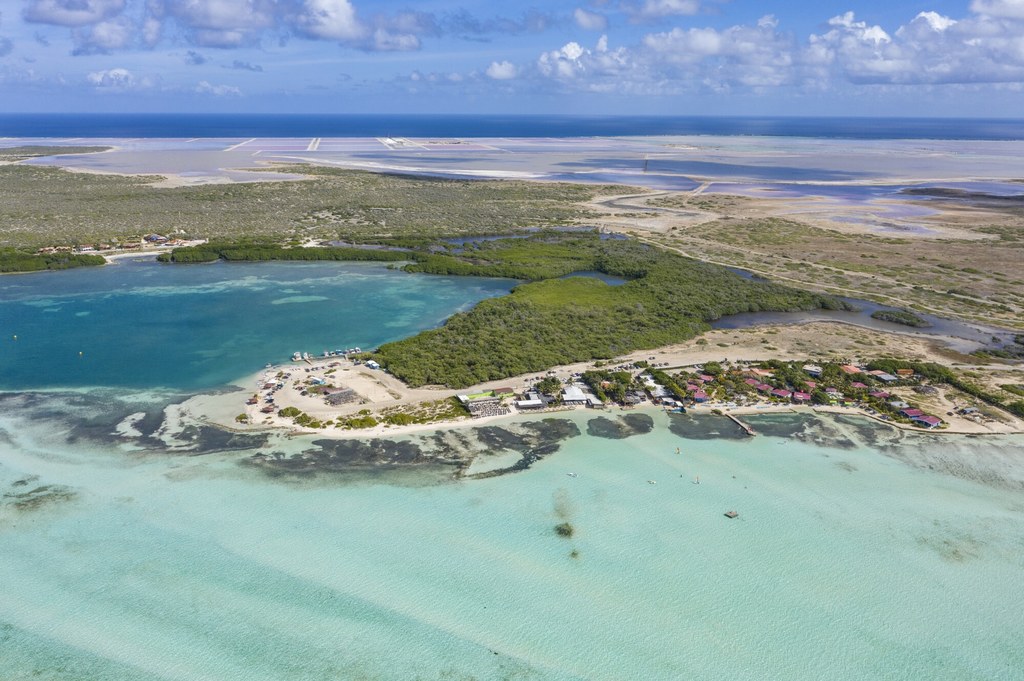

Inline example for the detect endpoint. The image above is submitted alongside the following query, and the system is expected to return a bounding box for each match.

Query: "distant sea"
[2,113,1024,140]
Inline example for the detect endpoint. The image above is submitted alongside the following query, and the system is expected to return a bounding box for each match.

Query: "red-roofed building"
[806,381,817,389]
[869,391,890,399]
[900,408,924,418]
[699,374,715,383]
[793,392,811,402]
[913,415,942,428]
[744,378,760,386]
[693,391,708,402]
[757,383,774,392]
[851,382,868,389]
[840,365,862,375]
[686,384,699,392]
[772,388,792,399]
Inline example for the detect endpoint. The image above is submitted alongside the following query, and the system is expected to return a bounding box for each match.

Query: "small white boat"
[692,476,700,484]
[647,480,657,485]
[566,472,578,478]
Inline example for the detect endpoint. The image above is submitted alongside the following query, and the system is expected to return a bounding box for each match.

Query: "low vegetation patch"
[0,146,110,162]
[373,233,850,388]
[0,248,105,273]
[870,309,931,327]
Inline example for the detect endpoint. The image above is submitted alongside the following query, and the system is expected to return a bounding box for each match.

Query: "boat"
[647,480,657,485]
[692,476,700,484]
[724,510,739,519]
[566,472,578,478]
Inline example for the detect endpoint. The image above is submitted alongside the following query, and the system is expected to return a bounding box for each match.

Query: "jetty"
[726,413,756,436]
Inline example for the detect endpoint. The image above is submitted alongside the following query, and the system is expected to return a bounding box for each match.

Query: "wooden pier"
[726,413,756,436]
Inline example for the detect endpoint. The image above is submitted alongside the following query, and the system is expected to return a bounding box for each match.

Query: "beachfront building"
[562,385,588,406]
[802,364,823,377]
[912,415,943,428]
[515,393,545,410]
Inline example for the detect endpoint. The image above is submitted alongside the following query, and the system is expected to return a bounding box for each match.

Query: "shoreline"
[205,320,1024,441]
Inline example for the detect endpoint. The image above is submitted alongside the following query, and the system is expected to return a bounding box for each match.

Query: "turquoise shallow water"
[0,259,512,390]
[1,408,1023,680]
[1,263,1023,680]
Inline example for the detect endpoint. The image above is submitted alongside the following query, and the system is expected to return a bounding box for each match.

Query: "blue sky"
[2,0,1024,115]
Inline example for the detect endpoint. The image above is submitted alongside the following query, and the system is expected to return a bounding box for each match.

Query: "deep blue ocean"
[1,113,1023,140]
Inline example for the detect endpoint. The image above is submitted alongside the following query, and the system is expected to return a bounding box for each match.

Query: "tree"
[536,376,562,395]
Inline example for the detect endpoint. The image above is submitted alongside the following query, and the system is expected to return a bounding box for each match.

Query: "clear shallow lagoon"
[0,259,512,390]
[1,262,1023,680]
[1,405,1023,680]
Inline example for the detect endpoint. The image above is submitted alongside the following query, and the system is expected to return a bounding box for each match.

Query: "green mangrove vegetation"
[0,247,106,273]
[156,241,414,264]
[870,309,931,327]
[371,233,851,388]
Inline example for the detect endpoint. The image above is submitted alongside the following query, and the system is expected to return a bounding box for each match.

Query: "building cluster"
[35,235,205,255]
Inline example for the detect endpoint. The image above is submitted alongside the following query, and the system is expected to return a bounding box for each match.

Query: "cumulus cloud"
[295,0,365,41]
[18,1,559,55]
[971,0,1024,19]
[86,66,153,90]
[809,10,1024,85]
[149,0,277,47]
[73,16,135,54]
[642,16,795,88]
[486,60,517,79]
[196,79,242,96]
[24,0,125,27]
[573,8,607,31]
[185,49,206,65]
[626,0,702,21]
[490,6,1024,97]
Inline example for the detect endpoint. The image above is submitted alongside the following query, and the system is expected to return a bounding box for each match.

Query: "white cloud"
[196,79,242,96]
[486,60,517,80]
[86,66,146,90]
[74,16,134,53]
[631,0,701,20]
[295,0,366,41]
[574,8,607,31]
[825,12,891,45]
[24,0,125,27]
[371,29,419,51]
[971,0,1024,19]
[810,9,1024,85]
[155,0,274,31]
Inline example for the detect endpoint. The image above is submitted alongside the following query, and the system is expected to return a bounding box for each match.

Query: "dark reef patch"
[3,484,76,512]
[520,417,583,442]
[668,413,748,441]
[744,413,858,450]
[463,419,582,480]
[586,413,654,439]
[247,418,583,482]
[176,425,269,455]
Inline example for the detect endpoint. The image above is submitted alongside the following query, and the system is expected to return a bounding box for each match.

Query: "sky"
[2,0,1024,116]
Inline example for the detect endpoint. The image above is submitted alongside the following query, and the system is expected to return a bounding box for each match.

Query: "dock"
[726,413,756,436]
